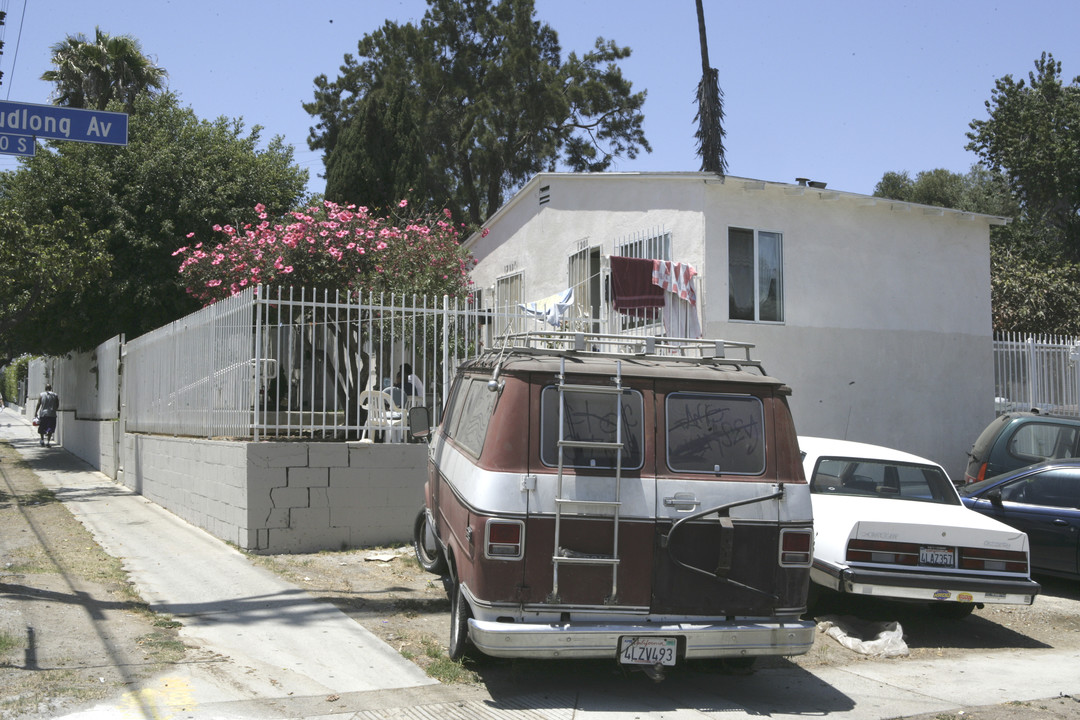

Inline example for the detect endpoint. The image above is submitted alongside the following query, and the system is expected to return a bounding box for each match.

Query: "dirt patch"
[0,442,185,720]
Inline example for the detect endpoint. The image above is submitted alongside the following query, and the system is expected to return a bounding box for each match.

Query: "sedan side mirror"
[987,487,1003,508]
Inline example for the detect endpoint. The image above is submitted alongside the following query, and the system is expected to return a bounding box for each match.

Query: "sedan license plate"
[619,636,677,666]
[919,546,954,567]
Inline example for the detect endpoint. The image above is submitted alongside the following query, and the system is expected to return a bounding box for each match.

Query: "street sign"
[0,132,35,156]
[0,100,127,146]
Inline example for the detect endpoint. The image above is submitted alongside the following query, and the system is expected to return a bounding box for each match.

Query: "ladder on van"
[549,356,625,605]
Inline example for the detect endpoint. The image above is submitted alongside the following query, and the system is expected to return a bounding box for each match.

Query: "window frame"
[728,226,784,324]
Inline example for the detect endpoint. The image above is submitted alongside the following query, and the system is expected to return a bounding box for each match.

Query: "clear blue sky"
[0,0,1076,199]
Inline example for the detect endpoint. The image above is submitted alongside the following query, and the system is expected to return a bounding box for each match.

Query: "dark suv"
[964,411,1080,484]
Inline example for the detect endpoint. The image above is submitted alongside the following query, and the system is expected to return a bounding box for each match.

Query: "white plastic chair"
[359,390,404,442]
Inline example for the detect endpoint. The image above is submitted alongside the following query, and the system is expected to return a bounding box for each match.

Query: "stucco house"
[464,172,1005,479]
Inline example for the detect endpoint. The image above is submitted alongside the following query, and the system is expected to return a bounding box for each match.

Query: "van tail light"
[959,547,1028,574]
[779,528,813,567]
[485,519,525,560]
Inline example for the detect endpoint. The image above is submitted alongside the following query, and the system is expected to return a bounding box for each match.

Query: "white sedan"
[800,436,1040,618]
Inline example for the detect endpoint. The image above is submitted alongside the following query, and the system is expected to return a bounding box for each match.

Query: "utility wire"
[5,0,26,100]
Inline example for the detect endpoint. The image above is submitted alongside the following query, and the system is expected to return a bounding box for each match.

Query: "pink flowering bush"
[174,200,481,304]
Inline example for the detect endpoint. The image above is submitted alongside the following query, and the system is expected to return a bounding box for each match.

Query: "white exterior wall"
[469,173,997,480]
[58,412,119,479]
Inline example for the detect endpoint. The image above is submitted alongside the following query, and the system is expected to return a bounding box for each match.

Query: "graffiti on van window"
[667,396,764,473]
[544,390,642,467]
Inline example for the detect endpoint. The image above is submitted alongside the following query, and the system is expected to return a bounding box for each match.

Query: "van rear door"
[652,386,810,616]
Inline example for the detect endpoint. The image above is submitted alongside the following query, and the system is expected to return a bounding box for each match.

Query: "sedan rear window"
[811,458,959,505]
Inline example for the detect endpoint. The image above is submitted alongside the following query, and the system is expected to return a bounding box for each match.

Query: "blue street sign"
[0,132,35,157]
[0,100,127,146]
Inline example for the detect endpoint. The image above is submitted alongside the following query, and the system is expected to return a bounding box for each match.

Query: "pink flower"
[398,199,408,208]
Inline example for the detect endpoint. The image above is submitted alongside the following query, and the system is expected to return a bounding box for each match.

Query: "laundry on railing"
[519,287,574,328]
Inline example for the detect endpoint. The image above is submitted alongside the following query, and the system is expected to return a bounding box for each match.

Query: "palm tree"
[41,27,167,111]
[693,0,727,175]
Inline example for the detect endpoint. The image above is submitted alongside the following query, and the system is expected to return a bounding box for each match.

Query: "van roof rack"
[492,331,766,374]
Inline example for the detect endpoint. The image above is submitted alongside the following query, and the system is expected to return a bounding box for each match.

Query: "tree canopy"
[41,27,167,111]
[874,54,1080,335]
[305,0,650,226]
[967,52,1080,260]
[0,92,308,354]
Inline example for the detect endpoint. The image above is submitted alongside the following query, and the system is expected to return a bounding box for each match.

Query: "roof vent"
[795,177,809,186]
[808,180,827,189]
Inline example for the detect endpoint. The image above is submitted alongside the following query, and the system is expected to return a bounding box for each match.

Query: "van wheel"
[929,602,975,620]
[413,508,448,575]
[448,584,473,661]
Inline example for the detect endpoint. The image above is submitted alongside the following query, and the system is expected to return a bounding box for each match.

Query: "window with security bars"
[612,229,671,331]
[495,272,524,333]
[615,230,671,261]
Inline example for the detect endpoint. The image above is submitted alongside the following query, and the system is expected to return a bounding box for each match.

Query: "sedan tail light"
[847,539,921,566]
[959,547,1028,574]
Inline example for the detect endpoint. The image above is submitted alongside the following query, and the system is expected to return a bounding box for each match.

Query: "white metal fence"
[993,332,1080,417]
[28,281,705,441]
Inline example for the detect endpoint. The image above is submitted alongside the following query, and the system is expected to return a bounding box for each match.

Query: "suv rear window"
[666,393,765,475]
[1009,423,1080,465]
[540,386,644,469]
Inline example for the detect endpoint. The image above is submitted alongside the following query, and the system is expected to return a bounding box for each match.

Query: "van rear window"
[666,393,765,475]
[540,386,644,470]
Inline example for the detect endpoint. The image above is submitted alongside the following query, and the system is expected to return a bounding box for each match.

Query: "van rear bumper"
[467,617,816,660]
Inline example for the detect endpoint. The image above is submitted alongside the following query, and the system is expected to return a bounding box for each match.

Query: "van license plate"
[619,636,677,666]
[919,546,954,567]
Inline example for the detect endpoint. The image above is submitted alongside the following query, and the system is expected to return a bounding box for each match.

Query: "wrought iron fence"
[33,281,706,441]
[993,332,1080,417]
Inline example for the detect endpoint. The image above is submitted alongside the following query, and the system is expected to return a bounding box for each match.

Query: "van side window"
[445,378,498,458]
[540,386,644,469]
[667,393,765,475]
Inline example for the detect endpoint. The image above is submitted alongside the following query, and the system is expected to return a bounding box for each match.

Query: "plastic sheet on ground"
[817,614,909,657]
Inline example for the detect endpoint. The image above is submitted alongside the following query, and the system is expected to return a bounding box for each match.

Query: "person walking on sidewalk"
[35,384,59,447]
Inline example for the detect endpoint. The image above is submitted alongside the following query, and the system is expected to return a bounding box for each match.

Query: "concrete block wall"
[122,435,428,554]
[56,412,119,480]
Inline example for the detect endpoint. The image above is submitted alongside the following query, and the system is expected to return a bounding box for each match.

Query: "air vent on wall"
[539,184,550,206]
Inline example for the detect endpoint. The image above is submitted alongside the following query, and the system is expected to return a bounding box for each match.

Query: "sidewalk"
[0,412,440,719]
[2,409,1079,720]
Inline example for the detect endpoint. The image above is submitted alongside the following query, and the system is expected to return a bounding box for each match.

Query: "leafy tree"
[967,52,1080,259]
[305,0,650,225]
[872,166,1017,217]
[693,0,726,175]
[0,92,308,353]
[41,27,167,111]
[0,207,109,342]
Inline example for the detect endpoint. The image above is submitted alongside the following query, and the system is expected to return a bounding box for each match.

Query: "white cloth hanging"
[519,287,574,327]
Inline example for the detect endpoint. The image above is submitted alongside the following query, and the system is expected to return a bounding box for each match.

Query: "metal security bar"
[124,287,257,438]
[993,332,1080,417]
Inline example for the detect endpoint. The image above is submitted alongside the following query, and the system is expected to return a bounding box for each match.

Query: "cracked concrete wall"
[120,435,428,553]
